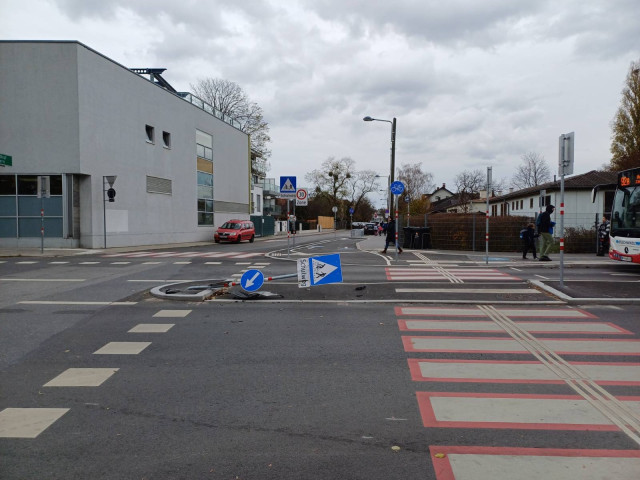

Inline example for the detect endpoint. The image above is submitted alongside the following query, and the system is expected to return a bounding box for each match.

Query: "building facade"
[0,41,250,249]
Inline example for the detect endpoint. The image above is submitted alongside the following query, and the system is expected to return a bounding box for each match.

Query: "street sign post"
[389,181,405,259]
[297,254,343,288]
[0,153,12,167]
[280,176,297,199]
[295,188,308,206]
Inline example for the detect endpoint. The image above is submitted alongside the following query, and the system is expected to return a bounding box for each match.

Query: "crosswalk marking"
[408,359,640,385]
[93,342,151,355]
[430,446,640,480]
[0,408,70,438]
[396,306,596,318]
[417,392,640,430]
[386,266,520,283]
[399,319,630,334]
[43,368,119,387]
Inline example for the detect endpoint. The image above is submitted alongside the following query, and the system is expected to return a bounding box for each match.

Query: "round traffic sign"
[390,181,405,195]
[332,206,338,213]
[296,189,307,201]
[240,269,264,292]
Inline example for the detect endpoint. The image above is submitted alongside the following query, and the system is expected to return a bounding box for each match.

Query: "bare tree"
[512,152,551,189]
[610,59,640,171]
[454,168,485,212]
[396,162,435,216]
[191,78,271,160]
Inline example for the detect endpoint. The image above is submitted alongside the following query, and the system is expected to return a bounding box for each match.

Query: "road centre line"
[478,304,640,446]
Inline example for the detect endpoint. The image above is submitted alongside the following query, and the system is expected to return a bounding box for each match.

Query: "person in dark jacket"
[381,216,403,254]
[521,223,538,259]
[596,214,610,256]
[537,204,555,261]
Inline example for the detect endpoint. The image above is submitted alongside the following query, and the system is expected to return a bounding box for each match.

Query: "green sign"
[0,153,12,167]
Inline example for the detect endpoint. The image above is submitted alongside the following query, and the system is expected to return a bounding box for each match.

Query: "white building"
[0,40,250,249]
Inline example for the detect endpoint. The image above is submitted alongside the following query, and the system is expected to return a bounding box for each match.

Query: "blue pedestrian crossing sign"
[280,176,297,193]
[296,254,343,288]
[240,269,264,292]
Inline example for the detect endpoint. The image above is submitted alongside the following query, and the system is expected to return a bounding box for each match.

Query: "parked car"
[214,220,255,243]
[364,223,377,235]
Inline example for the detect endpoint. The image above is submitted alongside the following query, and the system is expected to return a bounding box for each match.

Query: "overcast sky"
[2,0,639,202]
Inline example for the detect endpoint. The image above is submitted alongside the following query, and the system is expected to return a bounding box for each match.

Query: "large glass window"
[0,174,64,238]
[196,130,214,226]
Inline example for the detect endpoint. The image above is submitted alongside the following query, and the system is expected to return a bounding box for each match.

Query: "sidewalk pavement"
[0,230,612,266]
[354,235,611,266]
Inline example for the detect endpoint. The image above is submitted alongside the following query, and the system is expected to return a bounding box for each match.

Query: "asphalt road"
[1,233,639,479]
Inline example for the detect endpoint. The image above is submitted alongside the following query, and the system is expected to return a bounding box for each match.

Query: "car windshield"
[221,223,241,229]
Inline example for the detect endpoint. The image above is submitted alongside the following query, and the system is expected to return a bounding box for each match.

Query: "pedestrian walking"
[520,223,538,259]
[381,216,403,254]
[596,214,610,256]
[537,204,555,261]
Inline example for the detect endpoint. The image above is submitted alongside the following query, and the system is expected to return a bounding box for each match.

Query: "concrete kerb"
[529,280,640,306]
[150,279,229,301]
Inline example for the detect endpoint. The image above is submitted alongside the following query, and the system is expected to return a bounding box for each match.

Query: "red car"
[214,220,255,243]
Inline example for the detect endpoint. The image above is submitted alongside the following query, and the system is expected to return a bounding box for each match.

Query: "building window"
[0,174,63,238]
[196,130,214,226]
[145,125,155,143]
[530,198,534,208]
[162,131,171,148]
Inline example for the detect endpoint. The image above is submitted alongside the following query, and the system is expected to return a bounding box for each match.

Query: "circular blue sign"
[240,269,264,292]
[390,181,405,195]
[349,207,354,214]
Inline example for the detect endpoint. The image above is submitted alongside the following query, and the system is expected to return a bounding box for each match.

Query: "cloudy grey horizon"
[2,0,638,205]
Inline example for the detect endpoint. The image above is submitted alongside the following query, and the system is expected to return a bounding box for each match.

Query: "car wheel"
[214,239,220,243]
[249,235,254,243]
[235,236,241,244]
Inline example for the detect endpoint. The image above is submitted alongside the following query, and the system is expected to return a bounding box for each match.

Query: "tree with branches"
[396,162,435,217]
[610,59,640,171]
[454,168,485,212]
[191,78,271,161]
[512,152,551,189]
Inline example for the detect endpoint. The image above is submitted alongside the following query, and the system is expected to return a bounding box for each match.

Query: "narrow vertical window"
[162,131,171,148]
[145,125,155,143]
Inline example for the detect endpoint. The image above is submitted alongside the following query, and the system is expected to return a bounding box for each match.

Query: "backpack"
[519,229,527,239]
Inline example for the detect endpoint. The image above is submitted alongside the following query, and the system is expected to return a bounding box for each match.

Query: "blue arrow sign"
[240,269,264,292]
[280,176,297,193]
[390,181,405,195]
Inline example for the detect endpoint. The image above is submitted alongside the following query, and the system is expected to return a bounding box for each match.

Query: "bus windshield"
[611,184,640,235]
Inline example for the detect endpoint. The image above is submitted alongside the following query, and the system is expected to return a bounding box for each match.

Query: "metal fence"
[397,213,601,253]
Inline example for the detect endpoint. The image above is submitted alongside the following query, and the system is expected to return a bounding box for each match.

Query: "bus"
[609,167,640,263]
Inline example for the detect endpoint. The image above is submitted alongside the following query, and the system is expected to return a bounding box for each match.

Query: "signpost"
[558,132,575,287]
[390,181,405,260]
[295,188,308,206]
[297,254,343,288]
[0,153,12,167]
[37,176,50,253]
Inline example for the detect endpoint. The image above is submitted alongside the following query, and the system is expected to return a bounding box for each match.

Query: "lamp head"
[363,116,374,122]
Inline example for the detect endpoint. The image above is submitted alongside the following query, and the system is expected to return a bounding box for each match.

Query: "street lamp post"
[364,116,396,214]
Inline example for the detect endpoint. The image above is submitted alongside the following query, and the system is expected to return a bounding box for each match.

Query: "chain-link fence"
[396,213,601,253]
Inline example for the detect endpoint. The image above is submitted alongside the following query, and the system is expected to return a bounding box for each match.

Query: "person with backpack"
[520,223,538,259]
[536,204,555,261]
